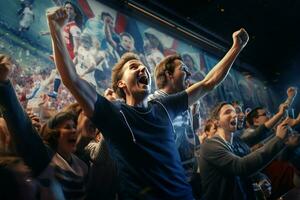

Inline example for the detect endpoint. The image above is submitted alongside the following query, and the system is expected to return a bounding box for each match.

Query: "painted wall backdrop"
[0,0,277,126]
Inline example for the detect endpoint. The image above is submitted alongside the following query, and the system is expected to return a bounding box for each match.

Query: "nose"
[232,112,237,118]
[139,64,146,71]
[185,70,191,77]
[138,64,149,75]
[182,65,191,77]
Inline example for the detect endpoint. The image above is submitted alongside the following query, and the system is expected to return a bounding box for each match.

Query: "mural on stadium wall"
[0,0,277,127]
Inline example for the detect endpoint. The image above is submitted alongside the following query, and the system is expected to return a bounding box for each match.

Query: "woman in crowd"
[0,54,88,200]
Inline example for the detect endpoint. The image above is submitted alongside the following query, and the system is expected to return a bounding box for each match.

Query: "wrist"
[231,44,243,52]
[276,135,284,140]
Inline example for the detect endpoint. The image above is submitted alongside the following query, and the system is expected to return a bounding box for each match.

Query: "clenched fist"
[232,28,249,49]
[287,87,297,99]
[46,7,68,28]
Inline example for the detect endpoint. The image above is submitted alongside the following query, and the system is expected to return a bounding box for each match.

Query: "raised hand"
[276,117,289,140]
[0,54,12,81]
[26,110,41,131]
[232,28,249,49]
[46,7,68,28]
[104,88,117,101]
[278,103,289,115]
[287,87,297,99]
[287,113,300,127]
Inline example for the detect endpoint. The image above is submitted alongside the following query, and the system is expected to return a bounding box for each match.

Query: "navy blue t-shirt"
[90,91,193,199]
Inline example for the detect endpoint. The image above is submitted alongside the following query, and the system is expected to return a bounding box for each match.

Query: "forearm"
[186,46,241,105]
[265,112,284,129]
[233,136,285,176]
[49,25,78,84]
[241,125,270,146]
[48,20,96,117]
[205,136,285,176]
[0,81,51,176]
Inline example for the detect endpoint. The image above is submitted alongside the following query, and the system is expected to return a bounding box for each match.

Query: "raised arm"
[0,55,51,176]
[264,103,288,129]
[265,87,297,129]
[46,7,96,117]
[186,28,249,106]
[285,86,297,107]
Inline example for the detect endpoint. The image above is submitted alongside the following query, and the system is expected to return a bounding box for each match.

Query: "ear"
[215,120,220,127]
[117,80,126,89]
[164,70,173,80]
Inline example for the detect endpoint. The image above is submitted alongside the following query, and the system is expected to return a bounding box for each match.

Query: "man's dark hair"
[246,106,264,126]
[231,100,243,108]
[210,101,230,120]
[154,54,182,89]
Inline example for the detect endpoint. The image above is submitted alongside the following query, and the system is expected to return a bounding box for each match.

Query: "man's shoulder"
[201,136,229,154]
[147,90,168,101]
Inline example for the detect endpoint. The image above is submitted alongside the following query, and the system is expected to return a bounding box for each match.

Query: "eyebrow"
[128,60,143,66]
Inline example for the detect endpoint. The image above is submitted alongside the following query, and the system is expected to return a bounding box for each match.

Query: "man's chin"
[227,126,237,133]
[136,88,150,98]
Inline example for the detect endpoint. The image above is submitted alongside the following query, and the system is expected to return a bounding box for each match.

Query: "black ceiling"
[129,0,300,90]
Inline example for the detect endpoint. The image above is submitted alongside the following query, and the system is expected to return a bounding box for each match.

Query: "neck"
[126,95,148,107]
[161,85,175,94]
[217,128,233,143]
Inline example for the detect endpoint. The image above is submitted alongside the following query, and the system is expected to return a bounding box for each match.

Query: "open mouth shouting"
[137,73,150,87]
[230,119,237,127]
[67,138,77,145]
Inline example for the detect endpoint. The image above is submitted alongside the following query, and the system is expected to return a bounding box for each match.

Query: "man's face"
[65,3,76,21]
[233,104,245,130]
[254,109,270,126]
[118,59,151,101]
[121,35,134,51]
[218,104,237,133]
[169,59,191,92]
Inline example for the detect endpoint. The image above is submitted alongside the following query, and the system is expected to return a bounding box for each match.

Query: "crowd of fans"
[0,3,299,200]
